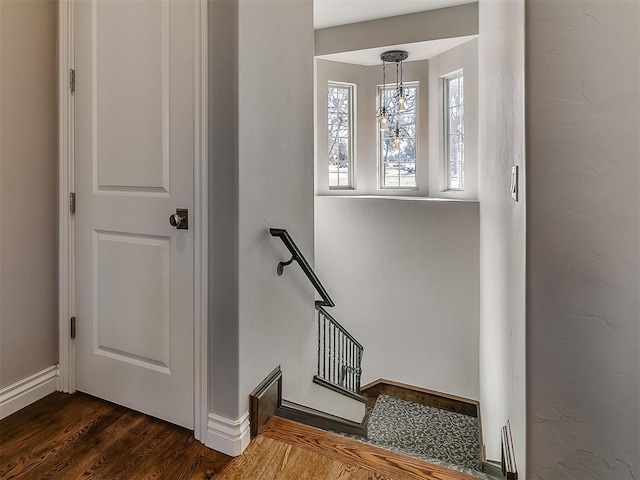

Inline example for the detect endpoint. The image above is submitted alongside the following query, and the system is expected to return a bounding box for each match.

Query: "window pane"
[379,84,417,189]
[445,74,464,190]
[328,84,354,188]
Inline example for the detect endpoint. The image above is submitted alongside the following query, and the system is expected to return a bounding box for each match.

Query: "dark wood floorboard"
[0,392,232,480]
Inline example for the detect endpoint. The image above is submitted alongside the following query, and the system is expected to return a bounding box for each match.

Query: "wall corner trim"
[0,365,60,420]
[205,411,251,457]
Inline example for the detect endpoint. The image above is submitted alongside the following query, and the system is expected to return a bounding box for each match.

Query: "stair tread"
[261,416,483,480]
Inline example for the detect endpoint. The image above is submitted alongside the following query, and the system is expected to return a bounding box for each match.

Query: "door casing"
[57,0,209,442]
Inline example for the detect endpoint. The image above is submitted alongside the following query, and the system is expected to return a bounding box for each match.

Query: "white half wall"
[315,196,480,400]
[526,1,640,478]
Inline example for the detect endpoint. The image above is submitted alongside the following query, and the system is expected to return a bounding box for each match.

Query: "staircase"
[266,228,491,480]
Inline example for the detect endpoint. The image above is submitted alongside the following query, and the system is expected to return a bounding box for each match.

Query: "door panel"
[96,0,167,191]
[74,0,195,429]
[95,231,171,372]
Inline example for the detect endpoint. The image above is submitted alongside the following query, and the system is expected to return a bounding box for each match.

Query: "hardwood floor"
[260,417,480,480]
[0,392,231,480]
[1,392,478,479]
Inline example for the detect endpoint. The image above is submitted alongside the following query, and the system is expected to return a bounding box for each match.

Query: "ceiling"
[316,35,477,66]
[314,0,476,29]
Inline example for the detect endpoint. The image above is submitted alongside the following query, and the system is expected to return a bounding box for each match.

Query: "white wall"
[315,3,478,57]
[477,0,526,467]
[315,197,480,400]
[526,1,640,478]
[0,0,58,389]
[428,38,478,201]
[235,0,321,416]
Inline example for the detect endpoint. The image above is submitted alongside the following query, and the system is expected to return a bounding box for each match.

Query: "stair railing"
[270,228,363,398]
[316,306,363,396]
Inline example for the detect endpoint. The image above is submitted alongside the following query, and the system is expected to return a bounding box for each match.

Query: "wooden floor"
[0,392,477,480]
[0,392,231,479]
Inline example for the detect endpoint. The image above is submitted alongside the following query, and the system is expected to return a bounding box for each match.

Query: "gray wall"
[477,0,526,466]
[0,0,58,389]
[526,1,640,478]
[315,197,480,400]
[208,0,240,421]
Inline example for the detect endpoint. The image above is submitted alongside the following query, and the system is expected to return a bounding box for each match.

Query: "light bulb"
[379,111,389,131]
[398,93,406,111]
[394,134,401,150]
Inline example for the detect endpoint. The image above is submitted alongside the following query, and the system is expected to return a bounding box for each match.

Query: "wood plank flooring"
[0,392,478,480]
[0,392,232,480]
[260,417,480,480]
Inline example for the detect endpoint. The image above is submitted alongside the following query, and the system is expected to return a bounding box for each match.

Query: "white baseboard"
[0,365,59,420]
[205,410,250,457]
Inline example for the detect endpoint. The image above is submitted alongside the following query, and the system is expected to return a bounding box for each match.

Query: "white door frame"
[57,0,209,443]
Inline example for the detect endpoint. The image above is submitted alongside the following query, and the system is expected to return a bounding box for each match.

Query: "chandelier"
[376,50,409,148]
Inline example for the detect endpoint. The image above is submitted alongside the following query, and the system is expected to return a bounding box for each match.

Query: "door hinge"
[69,69,75,93]
[70,317,76,339]
[70,192,76,214]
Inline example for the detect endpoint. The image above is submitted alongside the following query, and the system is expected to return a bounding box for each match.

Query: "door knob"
[169,209,188,230]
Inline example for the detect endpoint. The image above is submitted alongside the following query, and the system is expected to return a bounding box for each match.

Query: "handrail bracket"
[277,256,296,276]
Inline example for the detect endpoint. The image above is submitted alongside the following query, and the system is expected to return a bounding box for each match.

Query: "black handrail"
[269,228,335,308]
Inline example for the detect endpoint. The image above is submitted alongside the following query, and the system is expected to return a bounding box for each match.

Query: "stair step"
[276,399,368,437]
[261,416,483,480]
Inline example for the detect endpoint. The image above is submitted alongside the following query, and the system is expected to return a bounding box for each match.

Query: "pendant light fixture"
[377,49,409,138]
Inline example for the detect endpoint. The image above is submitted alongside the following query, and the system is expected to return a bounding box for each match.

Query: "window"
[327,83,355,188]
[378,83,417,189]
[445,73,464,190]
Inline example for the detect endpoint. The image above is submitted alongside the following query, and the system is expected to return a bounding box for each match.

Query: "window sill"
[316,194,478,203]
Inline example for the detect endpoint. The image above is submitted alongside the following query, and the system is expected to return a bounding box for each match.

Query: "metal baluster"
[356,349,362,393]
[323,314,326,380]
[352,344,356,391]
[349,343,354,390]
[340,333,347,387]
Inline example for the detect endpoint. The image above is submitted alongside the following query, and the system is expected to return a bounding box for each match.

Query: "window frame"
[377,81,419,190]
[327,81,356,190]
[443,71,464,191]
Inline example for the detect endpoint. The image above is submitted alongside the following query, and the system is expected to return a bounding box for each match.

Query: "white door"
[74,0,196,429]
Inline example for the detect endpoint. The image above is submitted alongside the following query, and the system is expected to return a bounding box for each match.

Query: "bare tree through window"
[379,83,417,188]
[445,73,464,190]
[328,83,354,188]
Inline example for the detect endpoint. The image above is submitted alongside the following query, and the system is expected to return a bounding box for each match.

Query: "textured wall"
[0,0,58,388]
[477,0,526,466]
[526,1,640,478]
[316,197,480,400]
